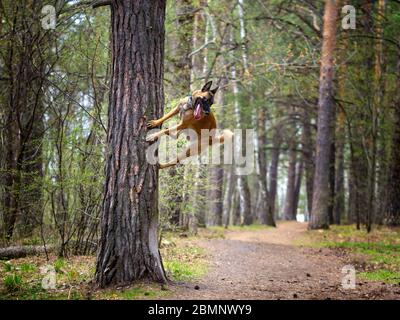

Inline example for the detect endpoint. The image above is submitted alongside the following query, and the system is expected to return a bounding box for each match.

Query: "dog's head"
[191,81,219,120]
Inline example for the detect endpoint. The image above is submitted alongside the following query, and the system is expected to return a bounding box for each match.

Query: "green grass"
[96,283,170,300]
[359,269,400,284]
[19,263,37,273]
[303,225,400,284]
[163,245,207,281]
[54,258,66,273]
[0,234,209,300]
[3,274,23,292]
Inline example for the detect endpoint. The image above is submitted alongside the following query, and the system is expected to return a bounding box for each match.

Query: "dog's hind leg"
[146,122,186,142]
[210,129,234,145]
[159,140,204,169]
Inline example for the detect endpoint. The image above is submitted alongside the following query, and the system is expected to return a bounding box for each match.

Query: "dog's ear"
[210,86,219,95]
[201,81,213,92]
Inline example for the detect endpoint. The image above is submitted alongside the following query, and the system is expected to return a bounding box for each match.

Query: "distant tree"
[385,35,400,227]
[309,0,338,230]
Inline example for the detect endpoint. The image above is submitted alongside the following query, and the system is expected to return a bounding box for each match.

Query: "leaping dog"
[146,81,233,169]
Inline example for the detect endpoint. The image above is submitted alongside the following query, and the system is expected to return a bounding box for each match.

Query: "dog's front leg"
[147,103,181,128]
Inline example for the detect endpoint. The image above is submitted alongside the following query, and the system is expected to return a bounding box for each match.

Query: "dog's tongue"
[194,103,202,120]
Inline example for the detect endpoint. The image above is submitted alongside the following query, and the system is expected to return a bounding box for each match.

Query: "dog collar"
[187,95,193,108]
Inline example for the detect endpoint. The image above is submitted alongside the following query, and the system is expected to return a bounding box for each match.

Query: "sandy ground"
[169,222,400,300]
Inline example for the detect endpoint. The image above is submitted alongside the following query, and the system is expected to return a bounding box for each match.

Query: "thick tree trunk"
[2,1,46,240]
[309,0,338,230]
[95,0,167,287]
[334,29,347,225]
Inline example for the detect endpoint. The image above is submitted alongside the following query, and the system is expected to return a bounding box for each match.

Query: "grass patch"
[301,224,400,284]
[0,233,209,299]
[359,269,400,284]
[162,243,207,281]
[3,274,23,292]
[96,284,167,300]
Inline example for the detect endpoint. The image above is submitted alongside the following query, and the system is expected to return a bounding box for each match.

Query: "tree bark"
[1,1,47,240]
[95,0,167,288]
[385,35,400,226]
[333,28,348,225]
[301,107,314,220]
[230,32,252,225]
[309,0,338,230]
[283,126,298,221]
[267,128,282,223]
[293,159,304,217]
[257,107,275,226]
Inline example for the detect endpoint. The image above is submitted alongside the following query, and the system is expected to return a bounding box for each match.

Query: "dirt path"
[170,222,400,300]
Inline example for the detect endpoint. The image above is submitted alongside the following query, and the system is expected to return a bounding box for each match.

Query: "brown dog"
[146,81,233,169]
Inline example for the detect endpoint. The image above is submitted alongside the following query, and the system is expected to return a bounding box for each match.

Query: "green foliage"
[304,225,400,284]
[19,263,37,273]
[2,262,14,272]
[3,274,23,292]
[359,270,400,284]
[54,258,66,273]
[163,244,207,281]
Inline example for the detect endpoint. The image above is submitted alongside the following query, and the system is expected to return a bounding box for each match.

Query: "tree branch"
[92,0,111,9]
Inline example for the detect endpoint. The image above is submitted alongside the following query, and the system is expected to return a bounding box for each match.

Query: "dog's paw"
[146,133,159,142]
[147,120,160,128]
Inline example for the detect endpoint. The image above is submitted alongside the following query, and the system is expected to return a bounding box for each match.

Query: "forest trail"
[170,222,400,300]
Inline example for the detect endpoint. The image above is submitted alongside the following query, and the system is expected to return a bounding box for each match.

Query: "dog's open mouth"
[194,101,202,120]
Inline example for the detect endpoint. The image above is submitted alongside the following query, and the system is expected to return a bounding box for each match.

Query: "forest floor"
[169,221,400,300]
[0,221,399,300]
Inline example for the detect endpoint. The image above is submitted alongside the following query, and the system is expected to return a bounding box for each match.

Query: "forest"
[0,0,399,301]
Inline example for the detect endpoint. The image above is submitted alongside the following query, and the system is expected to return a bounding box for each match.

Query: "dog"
[146,81,233,169]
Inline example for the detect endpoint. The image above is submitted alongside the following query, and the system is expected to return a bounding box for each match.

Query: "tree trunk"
[333,28,348,225]
[309,0,338,230]
[293,159,304,217]
[1,1,46,240]
[208,77,226,226]
[257,107,273,225]
[328,138,336,224]
[283,128,297,221]
[385,35,400,226]
[95,0,167,288]
[301,107,314,220]
[267,128,282,223]
[223,165,235,227]
[230,32,252,225]
[373,0,386,225]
